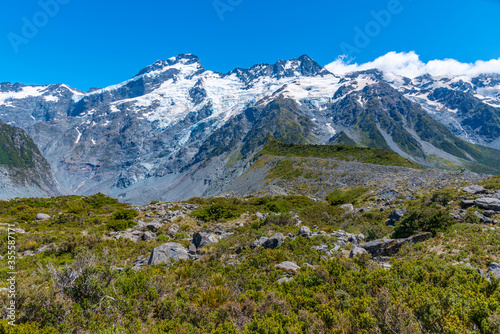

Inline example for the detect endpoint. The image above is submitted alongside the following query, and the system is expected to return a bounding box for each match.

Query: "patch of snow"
[74,127,82,144]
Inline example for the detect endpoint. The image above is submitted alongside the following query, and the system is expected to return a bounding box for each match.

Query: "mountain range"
[0,53,499,203]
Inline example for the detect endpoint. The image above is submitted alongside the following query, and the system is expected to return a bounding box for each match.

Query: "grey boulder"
[166,224,179,236]
[36,213,51,221]
[350,246,368,258]
[142,231,157,241]
[262,233,284,249]
[250,237,269,248]
[148,242,189,265]
[389,209,406,222]
[463,185,487,194]
[192,232,218,249]
[275,261,300,273]
[488,262,500,278]
[298,226,311,237]
[474,198,500,211]
[277,277,294,285]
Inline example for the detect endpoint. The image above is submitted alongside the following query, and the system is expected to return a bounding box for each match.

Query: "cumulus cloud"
[325,51,500,78]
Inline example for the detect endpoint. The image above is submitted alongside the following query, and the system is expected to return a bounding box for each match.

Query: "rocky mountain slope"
[0,120,59,199]
[0,54,499,203]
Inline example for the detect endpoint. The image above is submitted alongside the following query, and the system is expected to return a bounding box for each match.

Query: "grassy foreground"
[0,177,499,333]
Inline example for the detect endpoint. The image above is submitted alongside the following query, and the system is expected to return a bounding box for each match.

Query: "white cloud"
[325,51,500,78]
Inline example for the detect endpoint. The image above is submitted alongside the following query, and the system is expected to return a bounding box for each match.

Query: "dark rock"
[483,210,496,218]
[236,246,247,254]
[461,200,476,208]
[262,233,284,249]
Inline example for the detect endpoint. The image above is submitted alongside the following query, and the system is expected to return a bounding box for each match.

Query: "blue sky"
[1,0,499,91]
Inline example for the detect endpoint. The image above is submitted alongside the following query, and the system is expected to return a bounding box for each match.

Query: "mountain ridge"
[0,53,499,203]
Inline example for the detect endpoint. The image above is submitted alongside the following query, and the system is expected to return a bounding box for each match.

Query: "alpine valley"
[1,53,500,204]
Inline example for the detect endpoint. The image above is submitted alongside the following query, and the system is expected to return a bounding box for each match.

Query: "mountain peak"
[228,55,330,83]
[135,54,203,77]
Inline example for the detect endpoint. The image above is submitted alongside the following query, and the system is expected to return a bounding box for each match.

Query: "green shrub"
[83,193,119,209]
[265,201,287,213]
[105,220,137,231]
[157,235,170,243]
[430,189,456,206]
[191,203,241,222]
[261,213,296,226]
[392,207,454,238]
[110,209,139,221]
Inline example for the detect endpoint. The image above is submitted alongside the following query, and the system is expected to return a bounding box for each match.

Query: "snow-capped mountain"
[0,53,499,203]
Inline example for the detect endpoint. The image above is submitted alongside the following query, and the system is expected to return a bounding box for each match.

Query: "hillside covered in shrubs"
[0,176,500,333]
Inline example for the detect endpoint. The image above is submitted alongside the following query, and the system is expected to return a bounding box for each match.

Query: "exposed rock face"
[148,242,189,265]
[360,233,433,257]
